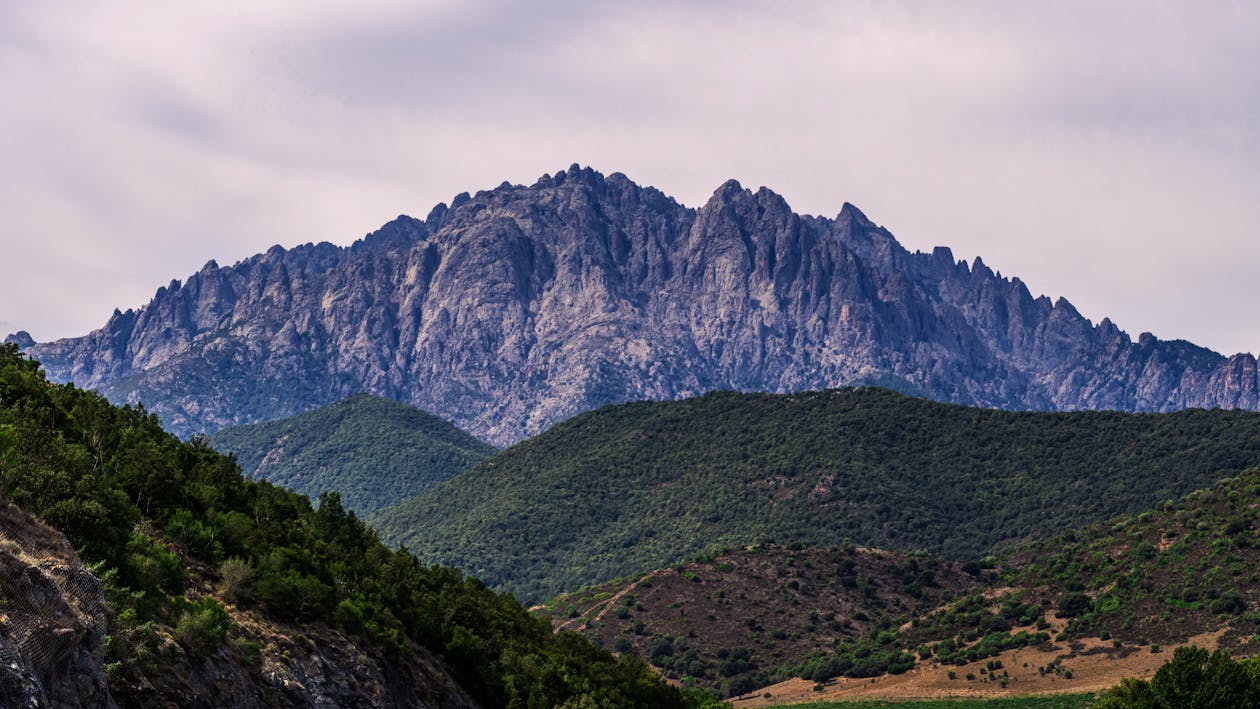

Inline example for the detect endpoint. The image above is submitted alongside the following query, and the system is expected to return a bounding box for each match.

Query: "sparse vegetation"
[779,696,1097,708]
[1008,468,1260,651]
[550,544,983,697]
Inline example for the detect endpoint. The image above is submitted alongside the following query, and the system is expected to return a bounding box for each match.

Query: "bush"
[174,597,233,658]
[1097,646,1260,708]
[217,557,254,604]
[123,533,186,597]
[1058,592,1092,618]
[1210,590,1246,615]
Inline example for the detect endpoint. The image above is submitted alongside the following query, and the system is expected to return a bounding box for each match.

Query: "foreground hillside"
[21,166,1260,445]
[208,393,493,514]
[0,345,710,708]
[373,387,1260,601]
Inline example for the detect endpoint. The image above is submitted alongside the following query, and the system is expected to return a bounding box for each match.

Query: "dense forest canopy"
[208,393,494,514]
[374,388,1260,601]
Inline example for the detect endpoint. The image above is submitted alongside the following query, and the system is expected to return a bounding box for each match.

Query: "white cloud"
[2,1,1259,355]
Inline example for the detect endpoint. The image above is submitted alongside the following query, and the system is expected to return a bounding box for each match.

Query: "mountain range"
[14,165,1260,445]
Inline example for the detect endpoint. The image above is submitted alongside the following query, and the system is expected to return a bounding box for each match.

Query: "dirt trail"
[554,571,659,633]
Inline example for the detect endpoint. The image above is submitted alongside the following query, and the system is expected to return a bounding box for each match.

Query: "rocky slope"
[111,609,478,709]
[0,496,477,709]
[20,166,1260,444]
[0,499,112,709]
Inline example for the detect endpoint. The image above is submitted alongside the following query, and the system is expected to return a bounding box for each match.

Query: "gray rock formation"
[0,499,113,709]
[115,614,476,709]
[3,331,34,349]
[24,165,1260,445]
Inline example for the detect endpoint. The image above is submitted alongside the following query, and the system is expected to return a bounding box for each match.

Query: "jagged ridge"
[22,165,1260,444]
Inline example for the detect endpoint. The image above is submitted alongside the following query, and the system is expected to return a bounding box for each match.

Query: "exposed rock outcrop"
[25,166,1260,445]
[112,614,476,709]
[3,331,35,349]
[0,498,474,708]
[0,499,113,709]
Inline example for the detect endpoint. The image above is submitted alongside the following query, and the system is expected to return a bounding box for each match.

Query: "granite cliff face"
[23,166,1260,445]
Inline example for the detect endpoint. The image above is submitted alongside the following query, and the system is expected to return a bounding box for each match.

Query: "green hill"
[371,388,1260,602]
[209,393,493,514]
[1006,466,1260,652]
[789,464,1260,692]
[0,344,711,708]
[548,465,1260,700]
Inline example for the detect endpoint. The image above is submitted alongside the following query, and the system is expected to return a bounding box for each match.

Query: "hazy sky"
[3,1,1258,355]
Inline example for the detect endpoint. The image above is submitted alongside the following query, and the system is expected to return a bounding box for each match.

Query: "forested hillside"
[781,465,1260,698]
[0,344,711,708]
[209,394,493,514]
[1007,467,1260,652]
[373,388,1260,602]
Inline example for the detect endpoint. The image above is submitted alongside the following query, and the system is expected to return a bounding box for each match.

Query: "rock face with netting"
[0,500,113,709]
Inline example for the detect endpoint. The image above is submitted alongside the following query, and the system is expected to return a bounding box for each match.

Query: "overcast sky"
[2,1,1258,355]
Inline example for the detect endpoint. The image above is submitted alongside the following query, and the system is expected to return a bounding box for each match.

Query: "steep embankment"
[0,499,112,708]
[19,166,1260,445]
[373,387,1260,602]
[0,345,705,708]
[209,393,493,514]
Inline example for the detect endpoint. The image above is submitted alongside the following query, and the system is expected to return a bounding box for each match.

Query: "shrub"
[217,557,254,604]
[1210,590,1246,615]
[174,597,233,658]
[1058,592,1092,618]
[1097,646,1260,708]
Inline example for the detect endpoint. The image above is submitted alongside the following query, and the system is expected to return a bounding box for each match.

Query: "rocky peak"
[4,330,35,349]
[24,169,1260,444]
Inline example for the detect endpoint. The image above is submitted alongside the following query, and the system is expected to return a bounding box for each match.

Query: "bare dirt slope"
[733,616,1227,706]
